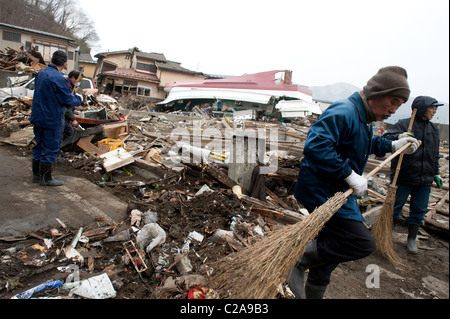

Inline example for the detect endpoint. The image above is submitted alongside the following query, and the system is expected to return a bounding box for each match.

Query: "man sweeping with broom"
[382,96,444,254]
[290,66,421,299]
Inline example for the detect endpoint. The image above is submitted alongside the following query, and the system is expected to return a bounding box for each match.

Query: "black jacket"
[64,78,76,123]
[383,96,440,186]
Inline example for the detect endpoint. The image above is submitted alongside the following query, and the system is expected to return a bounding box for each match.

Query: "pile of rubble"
[0,47,46,73]
[0,96,448,299]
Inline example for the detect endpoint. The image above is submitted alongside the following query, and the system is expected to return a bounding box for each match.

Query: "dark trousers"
[308,215,375,286]
[32,126,62,164]
[393,183,431,225]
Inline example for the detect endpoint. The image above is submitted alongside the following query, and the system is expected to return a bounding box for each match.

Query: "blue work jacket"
[294,92,393,221]
[31,64,81,129]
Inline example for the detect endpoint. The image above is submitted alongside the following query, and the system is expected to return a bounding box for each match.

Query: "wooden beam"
[76,135,110,155]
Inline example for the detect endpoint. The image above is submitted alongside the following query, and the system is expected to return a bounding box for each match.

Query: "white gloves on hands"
[392,137,421,155]
[345,170,367,197]
[398,132,414,139]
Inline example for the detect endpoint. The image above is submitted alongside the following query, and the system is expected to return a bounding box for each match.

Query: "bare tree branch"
[1,0,100,51]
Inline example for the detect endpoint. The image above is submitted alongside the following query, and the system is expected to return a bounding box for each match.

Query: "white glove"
[398,132,414,139]
[392,137,421,154]
[345,170,367,197]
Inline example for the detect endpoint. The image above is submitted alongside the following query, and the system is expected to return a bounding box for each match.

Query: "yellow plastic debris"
[97,138,124,151]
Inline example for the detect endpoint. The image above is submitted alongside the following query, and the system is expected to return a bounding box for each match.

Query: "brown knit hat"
[363,66,410,102]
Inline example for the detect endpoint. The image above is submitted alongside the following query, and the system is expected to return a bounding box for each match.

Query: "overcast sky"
[78,0,449,103]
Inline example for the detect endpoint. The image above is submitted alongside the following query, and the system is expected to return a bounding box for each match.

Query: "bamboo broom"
[371,109,417,269]
[209,144,411,299]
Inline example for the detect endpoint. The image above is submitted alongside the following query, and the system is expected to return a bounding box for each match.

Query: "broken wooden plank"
[0,235,29,242]
[102,121,128,140]
[185,162,239,190]
[265,187,290,209]
[363,206,383,228]
[281,131,307,140]
[242,194,304,224]
[76,135,110,155]
[100,147,135,172]
[423,215,449,236]
[82,226,115,241]
[435,191,449,216]
[267,167,298,182]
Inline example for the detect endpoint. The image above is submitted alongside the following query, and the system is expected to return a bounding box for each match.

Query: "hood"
[411,96,440,122]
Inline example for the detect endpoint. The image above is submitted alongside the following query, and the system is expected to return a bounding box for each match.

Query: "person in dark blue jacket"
[31,50,82,186]
[288,66,421,299]
[383,96,443,254]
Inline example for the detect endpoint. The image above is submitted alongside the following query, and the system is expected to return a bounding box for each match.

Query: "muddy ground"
[0,143,448,301]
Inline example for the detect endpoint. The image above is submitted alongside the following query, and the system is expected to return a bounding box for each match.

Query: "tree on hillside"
[0,0,99,52]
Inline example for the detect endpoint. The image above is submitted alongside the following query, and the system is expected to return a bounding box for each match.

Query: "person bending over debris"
[30,51,82,186]
[382,96,443,254]
[291,66,421,299]
[62,70,82,140]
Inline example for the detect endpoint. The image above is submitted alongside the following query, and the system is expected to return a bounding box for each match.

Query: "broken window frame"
[101,61,117,73]
[122,80,138,94]
[136,62,157,73]
[137,86,152,97]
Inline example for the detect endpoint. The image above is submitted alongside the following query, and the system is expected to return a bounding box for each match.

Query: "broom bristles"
[209,192,348,299]
[371,185,409,270]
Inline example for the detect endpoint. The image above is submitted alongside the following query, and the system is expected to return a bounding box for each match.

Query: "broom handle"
[343,141,412,197]
[391,108,417,187]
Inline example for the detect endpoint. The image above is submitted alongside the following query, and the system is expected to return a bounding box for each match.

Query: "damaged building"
[0,22,80,72]
[93,47,207,104]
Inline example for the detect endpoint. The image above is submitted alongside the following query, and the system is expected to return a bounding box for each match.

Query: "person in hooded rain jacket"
[289,66,421,299]
[382,96,443,254]
[30,50,82,186]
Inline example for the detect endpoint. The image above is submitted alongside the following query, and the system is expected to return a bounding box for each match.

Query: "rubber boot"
[305,281,328,299]
[32,159,40,183]
[287,240,322,299]
[406,223,420,254]
[40,162,64,186]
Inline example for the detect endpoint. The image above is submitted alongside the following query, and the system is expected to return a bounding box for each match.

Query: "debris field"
[0,90,448,300]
